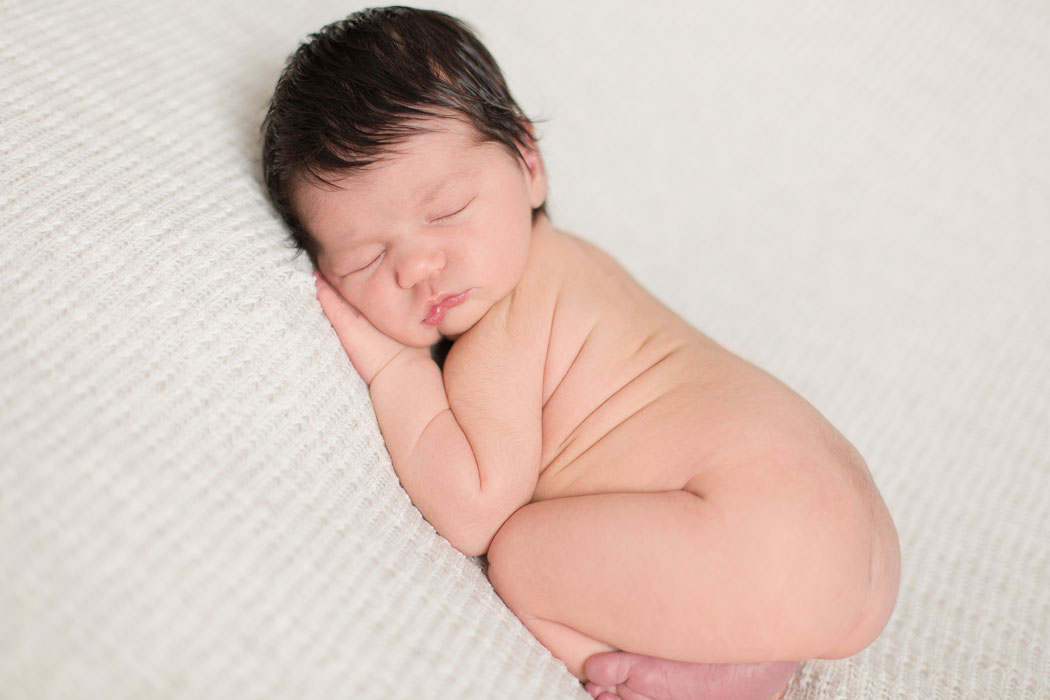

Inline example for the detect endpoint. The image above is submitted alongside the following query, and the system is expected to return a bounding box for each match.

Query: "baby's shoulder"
[520,225,612,302]
[492,223,593,326]
[443,225,584,374]
[513,225,614,334]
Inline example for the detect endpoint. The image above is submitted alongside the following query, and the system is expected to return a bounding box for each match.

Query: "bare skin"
[298,117,900,700]
[584,655,798,700]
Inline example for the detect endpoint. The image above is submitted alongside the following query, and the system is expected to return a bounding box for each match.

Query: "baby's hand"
[314,271,419,385]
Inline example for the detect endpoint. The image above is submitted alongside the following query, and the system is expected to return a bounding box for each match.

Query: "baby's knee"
[484,503,540,606]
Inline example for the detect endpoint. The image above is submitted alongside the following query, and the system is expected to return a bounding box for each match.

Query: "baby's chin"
[380,315,475,348]
[397,332,442,349]
[385,322,445,349]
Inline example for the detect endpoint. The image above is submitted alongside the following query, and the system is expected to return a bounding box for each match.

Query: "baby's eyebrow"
[415,167,473,209]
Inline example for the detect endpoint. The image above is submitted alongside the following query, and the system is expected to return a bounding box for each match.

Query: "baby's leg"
[486,489,860,698]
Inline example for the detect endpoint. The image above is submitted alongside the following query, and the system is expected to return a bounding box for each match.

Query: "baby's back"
[516,225,795,502]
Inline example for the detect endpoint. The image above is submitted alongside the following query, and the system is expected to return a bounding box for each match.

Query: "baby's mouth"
[423,290,471,326]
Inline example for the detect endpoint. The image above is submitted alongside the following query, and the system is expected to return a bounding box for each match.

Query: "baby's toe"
[584,651,638,686]
[584,685,615,700]
[585,681,618,699]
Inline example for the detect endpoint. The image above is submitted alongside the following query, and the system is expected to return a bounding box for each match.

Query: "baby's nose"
[395,244,445,289]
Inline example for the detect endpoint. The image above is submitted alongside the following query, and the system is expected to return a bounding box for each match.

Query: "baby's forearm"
[368,350,515,555]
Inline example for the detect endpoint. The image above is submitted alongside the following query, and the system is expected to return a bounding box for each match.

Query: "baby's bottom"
[486,490,808,700]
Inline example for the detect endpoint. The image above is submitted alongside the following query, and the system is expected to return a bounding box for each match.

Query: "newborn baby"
[262,8,900,700]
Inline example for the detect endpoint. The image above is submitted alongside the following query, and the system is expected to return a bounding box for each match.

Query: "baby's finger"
[315,274,364,332]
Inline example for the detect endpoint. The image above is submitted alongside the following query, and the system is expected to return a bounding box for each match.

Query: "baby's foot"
[583,651,797,700]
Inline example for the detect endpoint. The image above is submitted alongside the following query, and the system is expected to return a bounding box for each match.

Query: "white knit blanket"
[2,1,1048,698]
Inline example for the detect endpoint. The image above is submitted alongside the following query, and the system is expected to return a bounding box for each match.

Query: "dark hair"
[261,6,545,266]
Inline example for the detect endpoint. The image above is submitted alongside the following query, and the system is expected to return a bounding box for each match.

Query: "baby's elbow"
[440,496,523,557]
[451,469,535,557]
[446,526,495,557]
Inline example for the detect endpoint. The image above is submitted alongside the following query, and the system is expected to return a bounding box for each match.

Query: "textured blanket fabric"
[2,1,1048,698]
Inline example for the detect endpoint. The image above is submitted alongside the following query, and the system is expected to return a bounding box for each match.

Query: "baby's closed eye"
[429,198,473,224]
[346,249,385,275]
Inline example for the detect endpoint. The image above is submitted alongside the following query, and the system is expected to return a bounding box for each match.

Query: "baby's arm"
[316,274,544,556]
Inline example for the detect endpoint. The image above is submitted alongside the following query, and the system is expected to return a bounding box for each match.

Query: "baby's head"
[262,6,546,268]
[262,6,548,346]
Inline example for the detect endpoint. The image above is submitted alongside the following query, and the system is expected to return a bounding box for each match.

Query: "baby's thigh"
[487,490,822,663]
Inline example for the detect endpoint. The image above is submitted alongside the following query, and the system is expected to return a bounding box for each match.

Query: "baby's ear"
[518,124,547,209]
